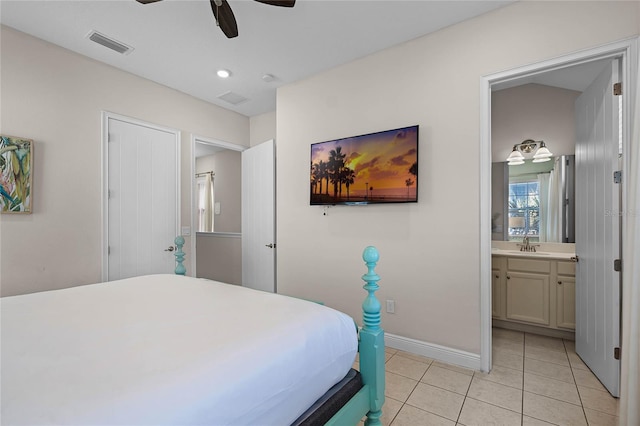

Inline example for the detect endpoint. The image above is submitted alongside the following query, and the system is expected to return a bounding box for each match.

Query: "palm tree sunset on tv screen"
[310,125,418,205]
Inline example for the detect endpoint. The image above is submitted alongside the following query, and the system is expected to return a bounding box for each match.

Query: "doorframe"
[479,38,638,372]
[101,111,181,282]
[190,134,246,276]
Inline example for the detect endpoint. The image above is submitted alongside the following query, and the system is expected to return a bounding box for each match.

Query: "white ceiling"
[0,0,515,117]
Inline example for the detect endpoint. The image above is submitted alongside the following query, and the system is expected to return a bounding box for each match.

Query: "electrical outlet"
[386,300,395,314]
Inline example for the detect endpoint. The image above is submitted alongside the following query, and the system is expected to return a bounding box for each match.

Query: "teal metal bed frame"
[173,237,385,425]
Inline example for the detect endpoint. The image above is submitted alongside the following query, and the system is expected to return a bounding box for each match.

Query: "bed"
[0,242,385,425]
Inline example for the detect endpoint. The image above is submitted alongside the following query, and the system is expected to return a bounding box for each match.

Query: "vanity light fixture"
[217,69,231,78]
[506,139,553,165]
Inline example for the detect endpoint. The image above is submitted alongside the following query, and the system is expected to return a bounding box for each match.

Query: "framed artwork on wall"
[1,135,33,214]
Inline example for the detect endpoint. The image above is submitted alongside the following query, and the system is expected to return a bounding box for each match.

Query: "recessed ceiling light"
[217,69,231,78]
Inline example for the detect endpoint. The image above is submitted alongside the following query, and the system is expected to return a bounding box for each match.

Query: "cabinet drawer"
[557,261,576,276]
[507,258,550,273]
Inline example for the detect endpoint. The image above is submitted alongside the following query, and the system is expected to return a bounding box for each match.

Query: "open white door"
[105,115,179,281]
[574,59,621,396]
[241,140,275,292]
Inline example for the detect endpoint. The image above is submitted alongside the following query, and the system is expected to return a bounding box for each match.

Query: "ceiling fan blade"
[135,0,163,4]
[254,0,295,7]
[210,0,238,39]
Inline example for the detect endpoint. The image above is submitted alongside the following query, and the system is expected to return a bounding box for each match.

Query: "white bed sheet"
[1,275,358,425]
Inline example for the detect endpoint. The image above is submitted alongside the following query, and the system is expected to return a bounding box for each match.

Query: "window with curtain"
[197,174,214,232]
[508,181,539,241]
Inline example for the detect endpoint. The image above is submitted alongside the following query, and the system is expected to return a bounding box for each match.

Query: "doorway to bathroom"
[480,39,637,397]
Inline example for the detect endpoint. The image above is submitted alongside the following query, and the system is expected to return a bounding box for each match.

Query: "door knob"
[265,243,276,248]
[165,246,175,252]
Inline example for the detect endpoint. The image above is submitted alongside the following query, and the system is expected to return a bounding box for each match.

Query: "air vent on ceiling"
[87,30,134,55]
[217,91,250,105]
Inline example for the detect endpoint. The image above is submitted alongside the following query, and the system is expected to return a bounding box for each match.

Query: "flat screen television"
[310,125,418,205]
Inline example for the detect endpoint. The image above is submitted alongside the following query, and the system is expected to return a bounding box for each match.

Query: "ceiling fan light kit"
[136,0,295,39]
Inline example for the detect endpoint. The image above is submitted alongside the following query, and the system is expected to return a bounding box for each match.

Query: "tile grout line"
[565,339,590,425]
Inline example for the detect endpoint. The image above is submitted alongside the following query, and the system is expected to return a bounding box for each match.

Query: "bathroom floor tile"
[573,367,607,392]
[405,382,464,421]
[577,385,619,416]
[493,328,524,342]
[457,397,521,426]
[385,353,429,380]
[525,333,566,353]
[583,407,620,426]
[522,415,555,425]
[492,348,524,371]
[390,404,455,426]
[524,357,575,383]
[467,376,522,413]
[493,336,524,356]
[567,350,590,371]
[523,391,587,425]
[421,365,472,395]
[563,339,575,352]
[525,344,570,366]
[523,372,581,405]
[475,364,523,389]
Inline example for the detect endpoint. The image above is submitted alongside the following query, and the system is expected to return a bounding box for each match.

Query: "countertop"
[491,247,577,261]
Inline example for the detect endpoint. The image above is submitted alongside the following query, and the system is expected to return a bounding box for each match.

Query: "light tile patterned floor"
[357,328,619,425]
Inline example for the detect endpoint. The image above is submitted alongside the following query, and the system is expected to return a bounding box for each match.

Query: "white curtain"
[620,47,640,426]
[538,161,561,242]
[198,174,214,232]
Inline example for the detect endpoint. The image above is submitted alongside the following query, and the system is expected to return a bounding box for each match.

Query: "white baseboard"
[385,332,481,371]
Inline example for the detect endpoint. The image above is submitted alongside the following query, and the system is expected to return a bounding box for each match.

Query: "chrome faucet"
[518,235,540,252]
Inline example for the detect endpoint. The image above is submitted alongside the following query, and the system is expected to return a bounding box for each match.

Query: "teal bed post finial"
[360,246,384,425]
[174,236,186,275]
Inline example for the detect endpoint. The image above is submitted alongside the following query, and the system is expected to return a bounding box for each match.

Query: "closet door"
[106,115,179,281]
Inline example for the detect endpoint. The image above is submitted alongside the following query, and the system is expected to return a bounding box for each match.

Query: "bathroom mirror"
[492,155,575,243]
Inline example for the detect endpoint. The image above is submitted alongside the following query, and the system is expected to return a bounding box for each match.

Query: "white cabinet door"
[241,140,275,293]
[506,272,550,325]
[556,276,576,330]
[574,59,621,397]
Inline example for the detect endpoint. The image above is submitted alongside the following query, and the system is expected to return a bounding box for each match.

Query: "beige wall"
[492,83,581,162]
[249,111,276,147]
[0,25,249,296]
[196,150,242,233]
[276,1,639,354]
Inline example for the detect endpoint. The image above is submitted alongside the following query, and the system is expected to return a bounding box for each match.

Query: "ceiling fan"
[136,0,295,39]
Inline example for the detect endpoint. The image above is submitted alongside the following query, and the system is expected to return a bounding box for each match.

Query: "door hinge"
[108,246,111,255]
[614,347,620,360]
[613,82,622,96]
[613,170,622,184]
[614,259,622,272]
[108,189,112,199]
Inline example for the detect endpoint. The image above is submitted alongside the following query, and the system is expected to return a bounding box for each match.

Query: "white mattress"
[1,275,358,425]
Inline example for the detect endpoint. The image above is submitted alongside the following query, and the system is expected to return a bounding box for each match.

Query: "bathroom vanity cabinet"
[492,254,576,334]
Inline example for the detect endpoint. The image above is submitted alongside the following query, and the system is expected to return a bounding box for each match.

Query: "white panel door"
[574,59,621,396]
[242,140,275,292]
[107,117,179,281]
